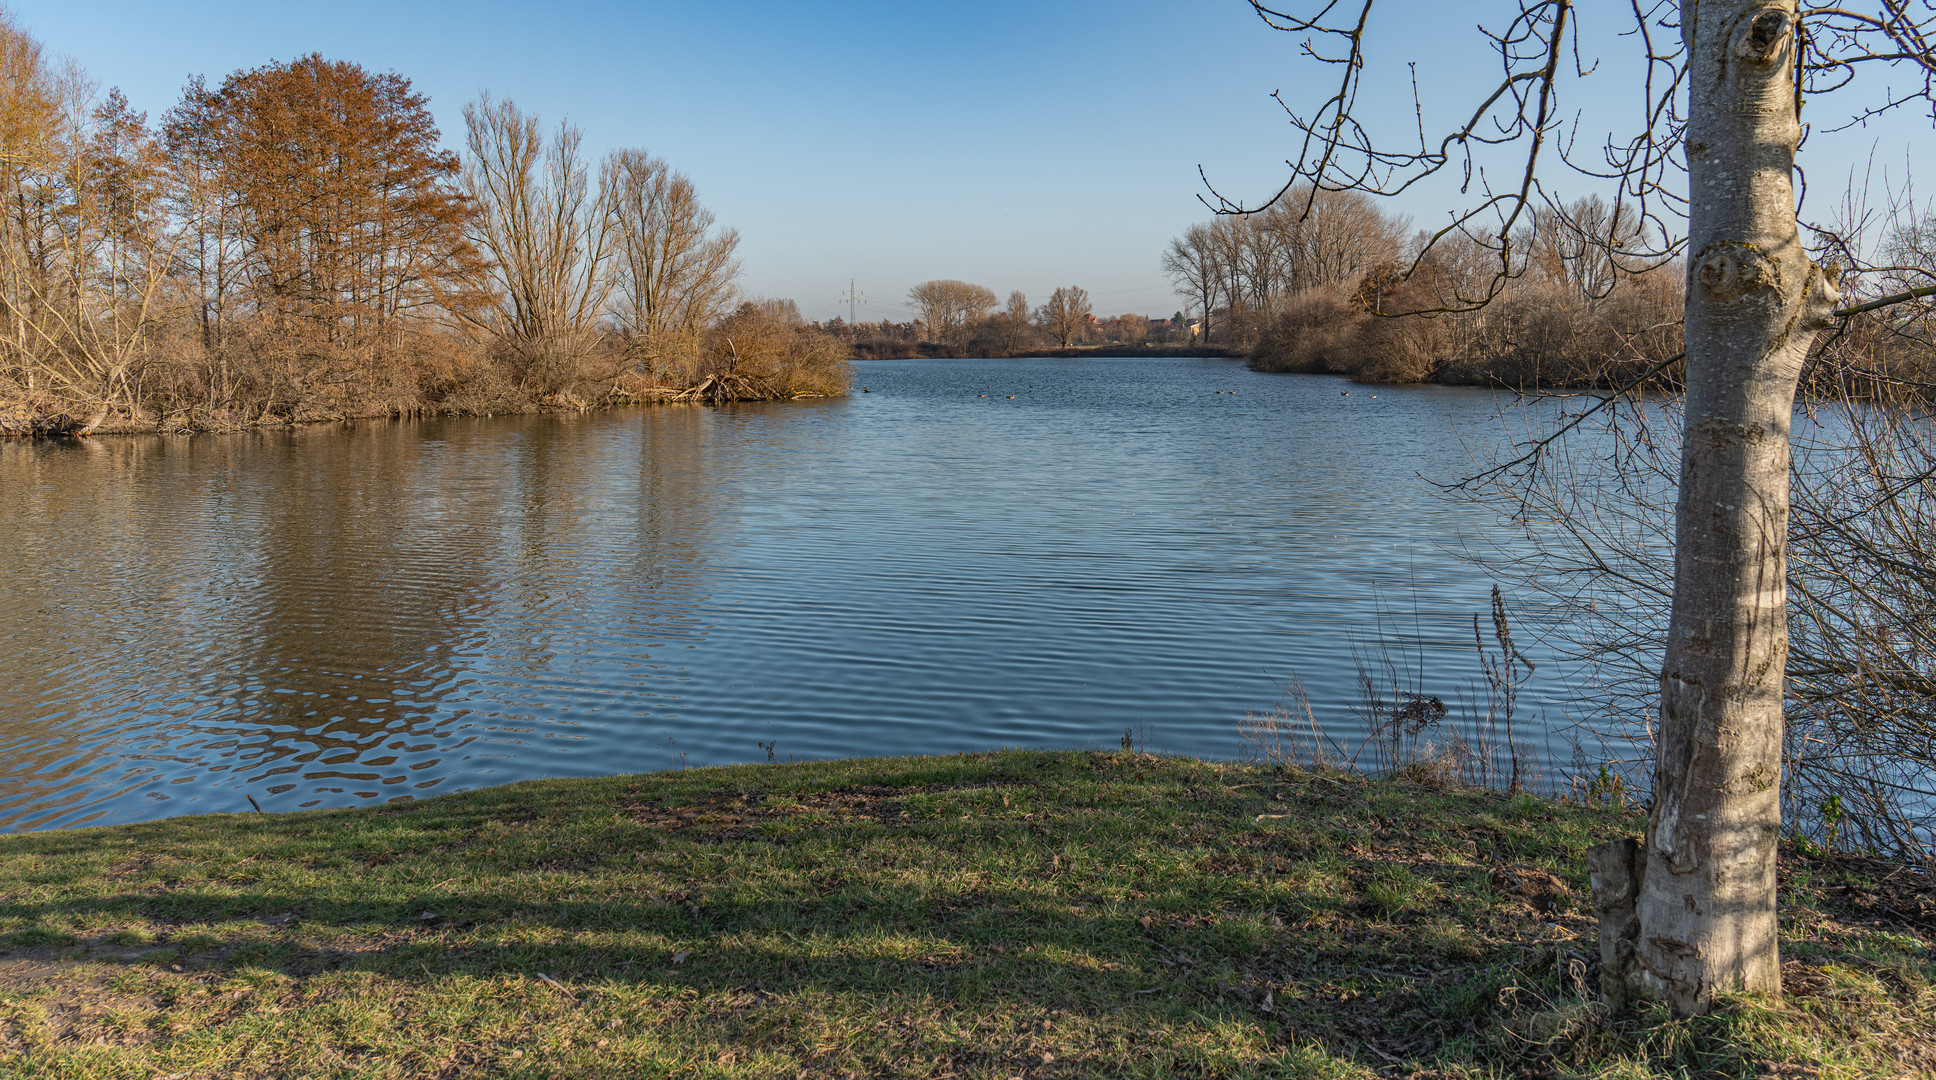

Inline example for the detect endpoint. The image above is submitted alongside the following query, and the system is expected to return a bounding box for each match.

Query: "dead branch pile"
[673,373,787,404]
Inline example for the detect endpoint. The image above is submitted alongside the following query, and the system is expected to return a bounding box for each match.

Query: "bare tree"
[1519,194,1657,300]
[462,92,613,378]
[607,148,741,367]
[1263,186,1406,293]
[0,49,173,434]
[1226,0,1936,1014]
[907,279,996,349]
[1036,285,1092,347]
[1161,225,1221,342]
[987,289,1034,354]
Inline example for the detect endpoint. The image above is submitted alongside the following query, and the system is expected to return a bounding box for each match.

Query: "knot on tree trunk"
[1695,241,1781,301]
[1733,9,1794,64]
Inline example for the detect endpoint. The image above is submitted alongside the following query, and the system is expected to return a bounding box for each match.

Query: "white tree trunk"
[1593,0,1841,1016]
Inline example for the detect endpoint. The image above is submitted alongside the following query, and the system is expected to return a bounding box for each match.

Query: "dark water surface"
[1,357,1588,831]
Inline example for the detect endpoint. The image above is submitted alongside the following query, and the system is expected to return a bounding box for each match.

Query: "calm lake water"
[0,357,1596,831]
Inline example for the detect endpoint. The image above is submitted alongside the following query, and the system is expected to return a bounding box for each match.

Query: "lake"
[0,356,1597,831]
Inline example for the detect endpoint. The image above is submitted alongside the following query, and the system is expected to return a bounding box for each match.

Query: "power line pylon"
[840,279,865,334]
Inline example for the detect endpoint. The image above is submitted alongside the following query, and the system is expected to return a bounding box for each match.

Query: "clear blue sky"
[14,1,1929,321]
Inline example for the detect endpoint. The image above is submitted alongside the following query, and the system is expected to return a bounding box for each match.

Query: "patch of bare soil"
[0,947,166,1055]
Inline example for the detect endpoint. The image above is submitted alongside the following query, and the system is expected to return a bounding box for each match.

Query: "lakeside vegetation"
[1,750,1929,1078]
[1162,187,1936,390]
[0,14,848,438]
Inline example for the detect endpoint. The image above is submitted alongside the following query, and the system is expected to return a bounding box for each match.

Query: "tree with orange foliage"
[206,55,482,342]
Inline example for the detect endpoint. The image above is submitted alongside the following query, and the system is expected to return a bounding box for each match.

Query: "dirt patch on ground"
[0,948,167,1056]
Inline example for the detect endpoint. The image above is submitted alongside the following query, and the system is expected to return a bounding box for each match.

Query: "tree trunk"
[1595,0,1840,1016]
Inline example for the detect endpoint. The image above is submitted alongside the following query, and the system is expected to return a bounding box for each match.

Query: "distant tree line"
[0,15,846,435]
[827,280,1206,360]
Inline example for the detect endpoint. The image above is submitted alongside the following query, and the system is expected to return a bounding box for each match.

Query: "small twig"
[245,795,264,814]
[534,972,576,1000]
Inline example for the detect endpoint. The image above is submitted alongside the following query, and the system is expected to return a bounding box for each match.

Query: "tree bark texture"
[1607,0,1842,1015]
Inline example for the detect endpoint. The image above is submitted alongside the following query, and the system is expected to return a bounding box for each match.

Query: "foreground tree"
[1604,3,1839,1011]
[1228,0,1933,1014]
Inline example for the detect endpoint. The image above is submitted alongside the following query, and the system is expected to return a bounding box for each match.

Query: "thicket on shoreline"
[1250,274,1687,389]
[1167,186,1936,389]
[1163,189,1690,388]
[1251,268,1936,391]
[0,16,848,437]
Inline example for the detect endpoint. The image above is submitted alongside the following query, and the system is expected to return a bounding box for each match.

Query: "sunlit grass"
[0,750,1928,1078]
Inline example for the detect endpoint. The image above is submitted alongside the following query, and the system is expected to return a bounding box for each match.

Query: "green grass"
[0,750,1929,1078]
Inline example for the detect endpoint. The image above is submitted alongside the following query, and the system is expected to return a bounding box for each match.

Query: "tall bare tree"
[1226,0,1935,1014]
[462,92,612,370]
[1519,194,1655,301]
[987,289,1034,353]
[1160,224,1221,342]
[0,47,174,434]
[1262,186,1406,293]
[606,148,741,346]
[1036,285,1092,347]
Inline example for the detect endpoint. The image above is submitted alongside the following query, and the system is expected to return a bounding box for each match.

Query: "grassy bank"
[1,750,1929,1078]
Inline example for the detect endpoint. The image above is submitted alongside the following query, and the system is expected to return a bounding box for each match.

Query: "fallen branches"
[672,372,787,404]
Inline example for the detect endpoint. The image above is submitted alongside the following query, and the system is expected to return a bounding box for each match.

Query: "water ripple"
[2,358,1583,831]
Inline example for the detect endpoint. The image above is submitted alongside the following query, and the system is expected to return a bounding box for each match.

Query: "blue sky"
[18,1,1932,320]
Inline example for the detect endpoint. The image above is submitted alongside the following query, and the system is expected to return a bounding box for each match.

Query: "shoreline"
[1,749,1925,1076]
[0,385,842,442]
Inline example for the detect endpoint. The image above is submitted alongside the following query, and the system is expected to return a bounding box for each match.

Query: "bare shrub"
[1354,307,1448,383]
[1249,289,1366,373]
[702,302,851,398]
